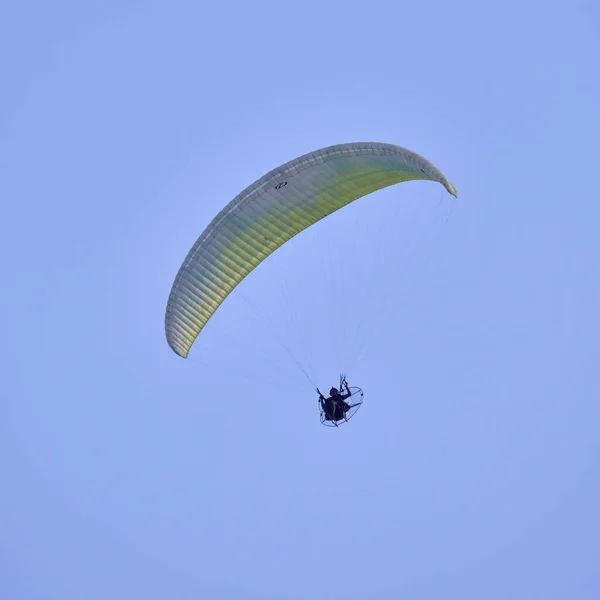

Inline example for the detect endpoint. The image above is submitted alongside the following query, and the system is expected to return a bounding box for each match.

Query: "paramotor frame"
[319,386,364,427]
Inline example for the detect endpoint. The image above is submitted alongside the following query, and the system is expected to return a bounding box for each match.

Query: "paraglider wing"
[165,142,457,358]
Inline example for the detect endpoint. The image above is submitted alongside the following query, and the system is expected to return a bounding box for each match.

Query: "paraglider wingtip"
[169,343,189,359]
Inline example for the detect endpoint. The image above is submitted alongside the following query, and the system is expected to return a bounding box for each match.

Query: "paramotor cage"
[319,387,364,427]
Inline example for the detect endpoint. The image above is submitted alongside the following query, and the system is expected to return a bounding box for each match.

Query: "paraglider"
[165,141,457,426]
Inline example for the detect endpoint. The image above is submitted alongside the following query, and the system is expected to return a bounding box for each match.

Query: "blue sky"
[2,1,599,598]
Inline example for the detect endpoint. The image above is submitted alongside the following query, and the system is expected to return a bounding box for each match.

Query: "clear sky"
[2,1,599,598]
